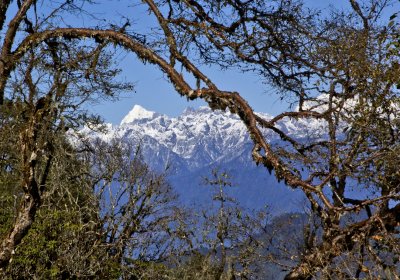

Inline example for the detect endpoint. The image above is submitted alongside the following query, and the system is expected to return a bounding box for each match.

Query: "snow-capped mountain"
[97,105,307,213]
[118,105,252,168]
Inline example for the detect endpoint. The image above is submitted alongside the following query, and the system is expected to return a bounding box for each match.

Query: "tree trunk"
[0,192,40,270]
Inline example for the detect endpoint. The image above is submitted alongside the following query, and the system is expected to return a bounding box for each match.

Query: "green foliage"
[170,252,223,280]
[7,210,80,279]
[5,206,123,279]
[0,193,15,239]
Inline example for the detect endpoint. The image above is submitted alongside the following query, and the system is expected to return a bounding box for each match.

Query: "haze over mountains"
[95,105,312,214]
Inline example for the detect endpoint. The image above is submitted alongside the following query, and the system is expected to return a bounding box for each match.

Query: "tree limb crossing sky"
[86,0,397,124]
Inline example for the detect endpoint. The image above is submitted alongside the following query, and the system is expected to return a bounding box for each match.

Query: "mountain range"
[92,105,311,214]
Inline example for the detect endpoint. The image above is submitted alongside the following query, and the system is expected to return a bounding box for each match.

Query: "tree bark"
[0,192,40,270]
[0,107,45,270]
[0,0,12,32]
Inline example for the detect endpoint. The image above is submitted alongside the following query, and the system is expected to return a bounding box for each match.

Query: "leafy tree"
[1,132,188,279]
[2,135,114,279]
[0,1,132,268]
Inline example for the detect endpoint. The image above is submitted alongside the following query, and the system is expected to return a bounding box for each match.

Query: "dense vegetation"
[0,0,399,279]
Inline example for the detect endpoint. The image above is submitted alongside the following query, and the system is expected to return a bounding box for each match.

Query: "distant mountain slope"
[96,105,307,213]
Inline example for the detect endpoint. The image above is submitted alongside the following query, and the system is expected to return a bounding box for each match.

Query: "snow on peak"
[120,105,156,125]
[182,106,196,115]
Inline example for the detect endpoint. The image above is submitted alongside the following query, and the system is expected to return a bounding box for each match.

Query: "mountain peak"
[120,105,157,125]
[182,106,196,115]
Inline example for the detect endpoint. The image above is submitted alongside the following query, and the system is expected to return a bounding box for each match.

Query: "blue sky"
[85,0,397,124]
